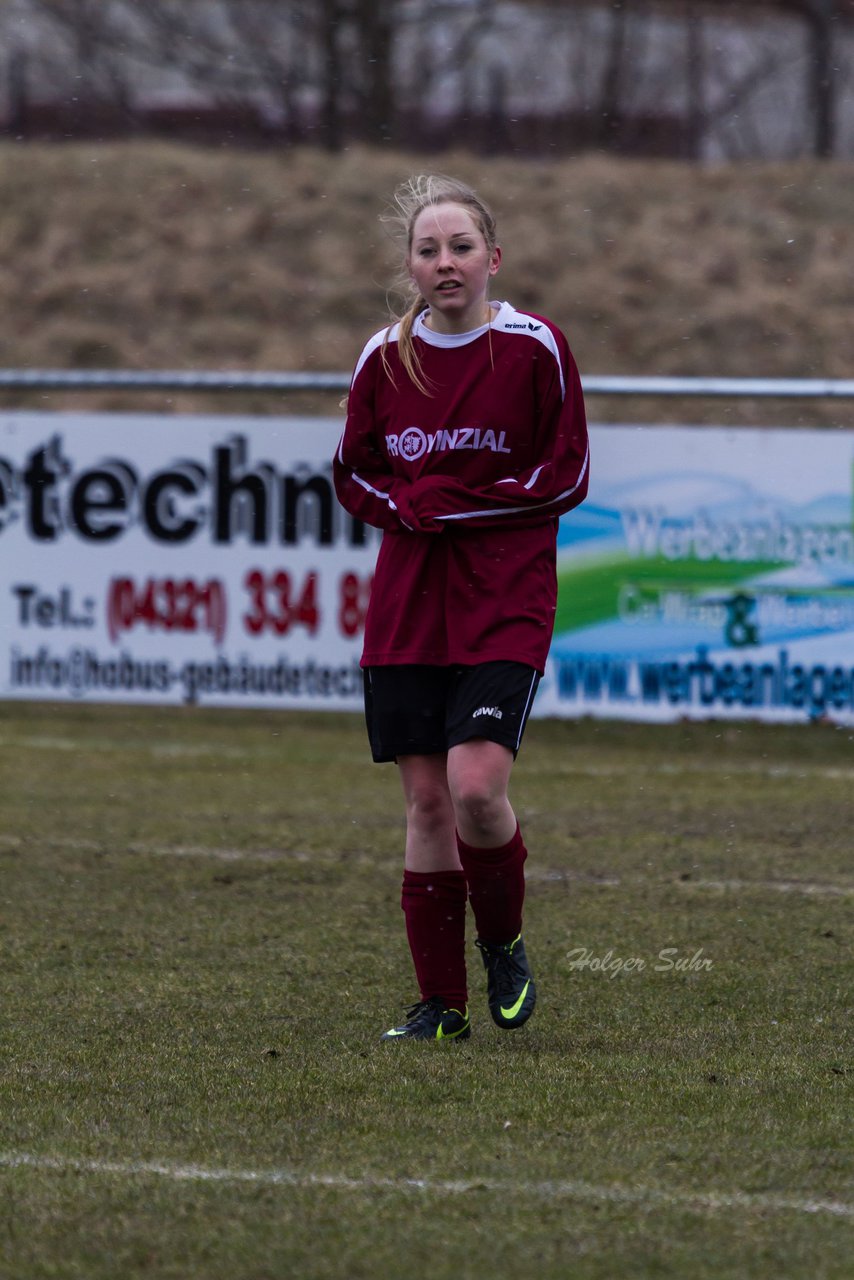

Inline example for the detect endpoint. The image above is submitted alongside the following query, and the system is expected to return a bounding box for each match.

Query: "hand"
[394,486,446,534]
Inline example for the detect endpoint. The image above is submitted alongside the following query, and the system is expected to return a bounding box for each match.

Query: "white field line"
[528,868,854,897]
[163,760,849,781]
[2,832,851,895]
[1,1151,851,1219]
[518,760,854,782]
[0,832,307,862]
[2,734,853,782]
[0,735,351,764]
[0,735,246,758]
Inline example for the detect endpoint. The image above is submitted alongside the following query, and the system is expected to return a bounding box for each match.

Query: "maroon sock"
[400,869,468,1010]
[456,823,528,945]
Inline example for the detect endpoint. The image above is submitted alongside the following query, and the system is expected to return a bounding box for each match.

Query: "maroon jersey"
[333,302,590,670]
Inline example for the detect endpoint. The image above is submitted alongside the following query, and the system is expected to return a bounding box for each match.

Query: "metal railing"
[0,370,853,398]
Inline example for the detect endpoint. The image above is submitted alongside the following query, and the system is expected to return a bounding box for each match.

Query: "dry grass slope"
[0,141,852,424]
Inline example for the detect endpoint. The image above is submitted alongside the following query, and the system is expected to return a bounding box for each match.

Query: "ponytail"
[380,295,435,397]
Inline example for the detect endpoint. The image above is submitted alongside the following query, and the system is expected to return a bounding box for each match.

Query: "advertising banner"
[537,423,854,725]
[2,413,853,724]
[1,412,375,709]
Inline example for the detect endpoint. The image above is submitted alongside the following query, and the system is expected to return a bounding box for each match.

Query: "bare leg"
[397,753,460,871]
[446,739,517,847]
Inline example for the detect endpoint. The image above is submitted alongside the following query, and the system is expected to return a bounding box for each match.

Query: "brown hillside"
[0,142,851,425]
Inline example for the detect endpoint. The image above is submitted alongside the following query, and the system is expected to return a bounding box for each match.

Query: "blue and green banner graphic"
[539,425,854,724]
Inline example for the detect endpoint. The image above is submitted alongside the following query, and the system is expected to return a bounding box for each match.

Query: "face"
[407,201,501,335]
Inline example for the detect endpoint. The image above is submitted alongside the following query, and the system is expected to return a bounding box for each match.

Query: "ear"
[488,245,502,276]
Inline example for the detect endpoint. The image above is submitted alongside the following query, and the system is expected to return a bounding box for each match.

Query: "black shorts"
[363,662,541,763]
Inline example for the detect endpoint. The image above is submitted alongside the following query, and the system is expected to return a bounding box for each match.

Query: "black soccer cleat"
[380,996,471,1042]
[475,933,537,1029]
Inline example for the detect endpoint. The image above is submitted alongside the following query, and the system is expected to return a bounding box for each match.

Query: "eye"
[453,242,472,254]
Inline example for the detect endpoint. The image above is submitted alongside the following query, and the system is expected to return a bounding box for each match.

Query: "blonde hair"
[380,175,499,395]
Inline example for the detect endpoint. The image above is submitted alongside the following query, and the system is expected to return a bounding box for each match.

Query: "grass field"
[0,701,851,1279]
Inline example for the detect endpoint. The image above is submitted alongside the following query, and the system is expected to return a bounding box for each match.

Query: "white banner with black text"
[2,412,853,724]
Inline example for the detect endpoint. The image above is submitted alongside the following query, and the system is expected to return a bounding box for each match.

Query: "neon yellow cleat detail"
[476,934,537,1029]
[380,997,471,1042]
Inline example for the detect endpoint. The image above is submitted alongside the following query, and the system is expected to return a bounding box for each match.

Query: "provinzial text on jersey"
[386,426,512,461]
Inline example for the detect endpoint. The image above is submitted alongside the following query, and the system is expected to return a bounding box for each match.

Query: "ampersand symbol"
[725,592,759,647]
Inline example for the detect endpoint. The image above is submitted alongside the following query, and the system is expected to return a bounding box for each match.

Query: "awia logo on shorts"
[387,426,511,462]
[473,706,503,720]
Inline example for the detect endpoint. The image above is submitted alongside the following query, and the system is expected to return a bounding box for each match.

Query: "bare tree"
[514,0,850,159]
[18,0,138,127]
[317,0,346,151]
[395,0,504,149]
[672,0,845,158]
[350,0,396,144]
[683,2,706,158]
[595,3,631,146]
[111,0,350,147]
[4,0,851,159]
[215,0,311,142]
[699,0,843,158]
[125,0,400,150]
[790,0,839,155]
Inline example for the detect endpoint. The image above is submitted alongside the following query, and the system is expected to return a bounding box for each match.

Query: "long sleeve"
[333,335,409,532]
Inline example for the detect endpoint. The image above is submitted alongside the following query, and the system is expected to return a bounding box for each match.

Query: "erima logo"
[473,706,503,720]
[506,321,542,331]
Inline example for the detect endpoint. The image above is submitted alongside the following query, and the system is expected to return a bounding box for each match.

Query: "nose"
[436,245,455,271]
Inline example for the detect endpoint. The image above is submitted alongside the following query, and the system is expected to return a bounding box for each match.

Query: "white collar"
[413,300,504,347]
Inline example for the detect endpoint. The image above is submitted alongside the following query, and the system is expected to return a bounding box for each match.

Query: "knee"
[449,770,504,835]
[404,778,454,830]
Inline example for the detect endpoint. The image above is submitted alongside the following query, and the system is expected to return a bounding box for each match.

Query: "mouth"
[436,281,463,294]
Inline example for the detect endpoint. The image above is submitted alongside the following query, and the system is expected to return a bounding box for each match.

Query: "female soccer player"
[333,174,589,1041]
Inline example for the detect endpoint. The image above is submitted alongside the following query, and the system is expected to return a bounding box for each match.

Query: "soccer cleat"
[475,933,536,1029]
[380,996,471,1042]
